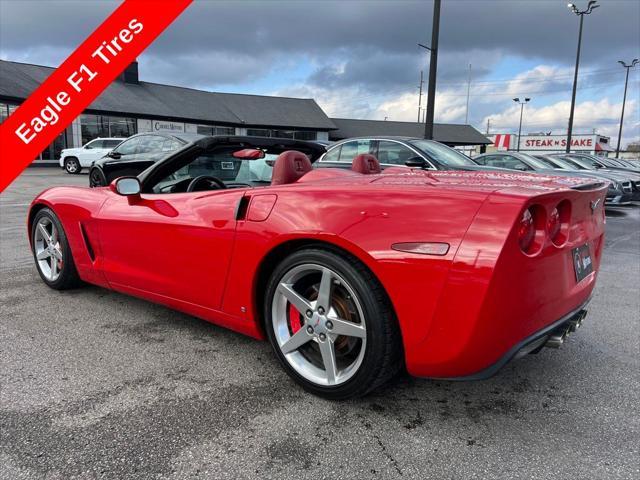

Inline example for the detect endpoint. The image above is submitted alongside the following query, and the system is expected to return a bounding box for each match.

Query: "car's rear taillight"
[518,205,545,255]
[547,207,561,241]
[549,200,571,246]
[518,209,535,252]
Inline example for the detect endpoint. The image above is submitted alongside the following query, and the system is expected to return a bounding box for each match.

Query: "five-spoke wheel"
[64,157,81,174]
[34,216,63,282]
[31,208,81,290]
[266,248,402,399]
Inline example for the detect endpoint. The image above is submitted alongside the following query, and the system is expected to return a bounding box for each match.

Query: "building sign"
[152,120,184,133]
[493,134,514,150]
[521,135,594,151]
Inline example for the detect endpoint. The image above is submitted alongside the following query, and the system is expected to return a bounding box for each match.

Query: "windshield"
[409,140,477,166]
[518,153,553,169]
[565,156,596,170]
[548,156,582,170]
[152,149,275,193]
[531,155,559,168]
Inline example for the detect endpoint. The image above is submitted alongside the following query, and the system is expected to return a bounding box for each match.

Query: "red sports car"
[28,136,607,399]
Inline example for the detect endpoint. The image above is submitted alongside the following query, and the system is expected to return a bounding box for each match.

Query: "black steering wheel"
[186,175,226,192]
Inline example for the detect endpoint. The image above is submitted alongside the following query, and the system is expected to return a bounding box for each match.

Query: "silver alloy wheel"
[34,217,63,281]
[65,159,78,173]
[272,263,367,386]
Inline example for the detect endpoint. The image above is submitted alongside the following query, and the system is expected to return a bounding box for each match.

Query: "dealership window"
[196,125,235,136]
[0,102,17,124]
[1,102,67,160]
[246,128,317,140]
[80,114,137,145]
[246,129,271,137]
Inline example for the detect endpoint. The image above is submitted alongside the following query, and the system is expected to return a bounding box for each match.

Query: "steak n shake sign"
[523,135,594,150]
[490,133,612,154]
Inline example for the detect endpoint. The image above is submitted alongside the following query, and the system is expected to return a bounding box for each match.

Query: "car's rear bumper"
[434,299,590,381]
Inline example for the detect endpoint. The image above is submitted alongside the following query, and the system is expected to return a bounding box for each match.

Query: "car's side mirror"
[107,151,121,159]
[405,156,427,168]
[112,177,141,196]
[84,144,92,149]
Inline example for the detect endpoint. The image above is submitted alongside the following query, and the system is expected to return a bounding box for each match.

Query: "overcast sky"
[1,0,638,146]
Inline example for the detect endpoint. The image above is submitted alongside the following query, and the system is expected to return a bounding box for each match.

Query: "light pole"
[513,98,530,152]
[615,59,639,158]
[419,0,441,140]
[565,1,599,153]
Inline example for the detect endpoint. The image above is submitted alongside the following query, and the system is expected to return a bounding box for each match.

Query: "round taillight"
[518,209,535,252]
[518,205,546,255]
[550,200,571,247]
[548,207,561,241]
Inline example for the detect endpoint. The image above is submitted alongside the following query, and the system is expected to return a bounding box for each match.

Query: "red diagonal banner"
[0,0,192,192]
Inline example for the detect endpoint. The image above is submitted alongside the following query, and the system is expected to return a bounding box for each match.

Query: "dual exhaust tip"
[545,311,586,349]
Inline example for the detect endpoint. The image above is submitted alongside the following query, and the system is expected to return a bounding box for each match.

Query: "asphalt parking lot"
[1,168,638,480]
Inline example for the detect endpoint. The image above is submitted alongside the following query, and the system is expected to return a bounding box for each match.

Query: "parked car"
[88,132,205,187]
[28,135,605,399]
[550,153,640,201]
[317,136,480,170]
[474,151,634,205]
[59,137,125,174]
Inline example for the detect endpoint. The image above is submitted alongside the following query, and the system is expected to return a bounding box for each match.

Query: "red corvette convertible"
[28,136,606,399]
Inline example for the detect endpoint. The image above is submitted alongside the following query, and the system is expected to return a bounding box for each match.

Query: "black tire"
[264,247,403,399]
[64,157,81,174]
[89,167,107,187]
[31,208,82,290]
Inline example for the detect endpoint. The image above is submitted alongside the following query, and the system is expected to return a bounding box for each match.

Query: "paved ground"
[1,168,638,480]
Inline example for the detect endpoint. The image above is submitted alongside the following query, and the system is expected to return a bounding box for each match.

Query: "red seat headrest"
[352,154,381,174]
[271,150,313,185]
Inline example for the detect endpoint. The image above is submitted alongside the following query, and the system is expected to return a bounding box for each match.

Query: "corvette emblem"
[590,198,600,213]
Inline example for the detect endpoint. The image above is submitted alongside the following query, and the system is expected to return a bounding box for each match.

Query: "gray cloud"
[0,0,638,144]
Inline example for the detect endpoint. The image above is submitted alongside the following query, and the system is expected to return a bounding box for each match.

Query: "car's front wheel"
[31,208,81,290]
[265,248,402,399]
[64,157,81,174]
[89,167,108,187]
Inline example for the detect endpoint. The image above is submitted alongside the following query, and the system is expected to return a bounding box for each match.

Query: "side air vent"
[79,222,95,261]
[235,196,251,220]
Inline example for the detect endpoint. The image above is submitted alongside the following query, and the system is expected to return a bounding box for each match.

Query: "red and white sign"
[493,134,513,150]
[0,0,192,193]
[521,134,594,151]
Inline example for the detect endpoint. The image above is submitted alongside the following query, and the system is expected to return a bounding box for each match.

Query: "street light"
[565,1,599,153]
[615,59,639,158]
[419,0,441,140]
[513,97,530,152]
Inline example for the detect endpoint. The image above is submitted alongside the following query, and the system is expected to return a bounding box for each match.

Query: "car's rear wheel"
[64,157,81,174]
[265,248,402,399]
[31,208,81,290]
[89,167,107,187]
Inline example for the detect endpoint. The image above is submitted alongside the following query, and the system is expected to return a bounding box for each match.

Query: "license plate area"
[572,244,593,283]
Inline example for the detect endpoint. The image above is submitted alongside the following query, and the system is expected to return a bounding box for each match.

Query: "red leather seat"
[352,154,381,174]
[271,150,313,185]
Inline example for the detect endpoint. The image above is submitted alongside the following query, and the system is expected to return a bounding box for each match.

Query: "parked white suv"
[59,138,125,174]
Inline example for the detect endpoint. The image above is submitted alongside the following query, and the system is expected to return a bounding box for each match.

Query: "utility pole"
[420,0,441,140]
[486,118,491,135]
[465,63,472,124]
[513,98,530,152]
[566,1,599,153]
[615,59,638,158]
[417,70,424,122]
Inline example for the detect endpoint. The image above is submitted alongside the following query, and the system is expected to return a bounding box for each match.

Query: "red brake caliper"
[289,304,302,333]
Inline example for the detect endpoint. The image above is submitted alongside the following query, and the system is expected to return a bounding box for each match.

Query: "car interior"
[144,141,384,194]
